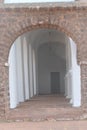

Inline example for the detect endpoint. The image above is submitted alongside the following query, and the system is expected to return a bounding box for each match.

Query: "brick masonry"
[0,2,87,119]
[0,0,3,3]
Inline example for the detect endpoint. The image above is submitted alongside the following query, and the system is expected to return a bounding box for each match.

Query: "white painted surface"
[22,37,30,100]
[26,29,67,94]
[65,37,81,107]
[32,49,37,95]
[9,43,18,109]
[8,28,81,108]
[15,37,25,102]
[4,0,75,4]
[38,43,66,94]
[28,44,34,98]
[35,49,39,95]
[70,38,81,107]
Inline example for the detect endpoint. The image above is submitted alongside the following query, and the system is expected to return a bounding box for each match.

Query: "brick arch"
[0,0,4,3]
[4,22,77,62]
[0,3,87,120]
[1,21,80,119]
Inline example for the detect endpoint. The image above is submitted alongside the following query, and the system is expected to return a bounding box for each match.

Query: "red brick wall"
[0,2,87,119]
[0,0,3,3]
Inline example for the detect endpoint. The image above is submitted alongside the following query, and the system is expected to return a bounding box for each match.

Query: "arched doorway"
[8,28,81,120]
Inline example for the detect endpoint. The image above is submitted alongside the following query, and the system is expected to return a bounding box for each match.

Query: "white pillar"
[67,70,72,99]
[71,67,81,107]
[65,72,71,99]
[15,37,25,102]
[32,49,37,95]
[70,38,81,107]
[34,49,39,95]
[64,75,68,96]
[22,37,30,100]
[29,44,34,98]
[65,39,71,98]
[9,43,18,109]
[67,41,72,99]
[65,37,81,107]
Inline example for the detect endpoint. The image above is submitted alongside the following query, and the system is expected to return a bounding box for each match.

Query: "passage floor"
[7,95,84,121]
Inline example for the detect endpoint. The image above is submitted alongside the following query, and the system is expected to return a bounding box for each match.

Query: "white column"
[65,40,68,97]
[65,73,70,98]
[15,37,25,102]
[29,44,34,98]
[71,67,81,107]
[32,49,37,95]
[65,37,81,107]
[65,40,71,98]
[70,38,81,107]
[22,37,30,100]
[34,49,39,95]
[64,75,68,96]
[67,41,72,99]
[67,70,72,99]
[9,43,18,109]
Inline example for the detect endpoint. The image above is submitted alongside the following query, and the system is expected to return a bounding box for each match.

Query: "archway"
[8,29,81,120]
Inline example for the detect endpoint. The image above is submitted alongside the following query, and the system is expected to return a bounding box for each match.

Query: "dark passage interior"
[51,72,60,94]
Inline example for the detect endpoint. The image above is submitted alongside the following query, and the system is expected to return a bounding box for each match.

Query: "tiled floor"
[7,95,83,121]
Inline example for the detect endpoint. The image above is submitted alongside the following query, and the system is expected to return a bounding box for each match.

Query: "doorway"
[51,72,60,94]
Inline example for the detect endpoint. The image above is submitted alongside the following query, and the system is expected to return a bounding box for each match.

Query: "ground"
[1,95,86,130]
[7,95,84,121]
[0,121,87,130]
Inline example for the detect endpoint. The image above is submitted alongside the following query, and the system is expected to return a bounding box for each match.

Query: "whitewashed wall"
[38,43,66,94]
[9,43,18,108]
[4,0,75,4]
[9,35,37,108]
[65,37,81,107]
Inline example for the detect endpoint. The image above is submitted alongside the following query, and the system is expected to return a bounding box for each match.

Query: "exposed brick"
[0,0,3,3]
[0,2,87,120]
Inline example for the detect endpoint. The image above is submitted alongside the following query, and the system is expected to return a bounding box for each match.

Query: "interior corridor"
[8,28,81,120]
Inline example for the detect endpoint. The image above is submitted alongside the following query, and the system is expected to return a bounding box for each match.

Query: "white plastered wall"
[15,37,25,103]
[28,43,34,98]
[65,37,81,107]
[9,35,37,108]
[9,43,18,108]
[4,0,75,4]
[38,43,66,94]
[22,36,30,100]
